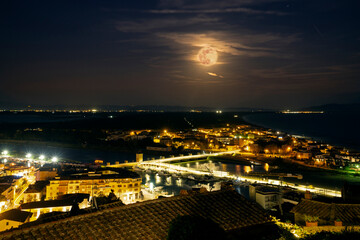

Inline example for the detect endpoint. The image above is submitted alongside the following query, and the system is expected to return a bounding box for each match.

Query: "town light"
[26,153,32,158]
[39,155,45,160]
[51,157,58,162]
[2,150,8,155]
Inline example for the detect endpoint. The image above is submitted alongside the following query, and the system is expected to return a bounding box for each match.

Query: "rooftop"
[21,194,89,209]
[55,168,140,180]
[0,176,21,184]
[1,190,273,239]
[24,181,49,194]
[291,199,360,224]
[0,209,32,223]
[257,186,280,194]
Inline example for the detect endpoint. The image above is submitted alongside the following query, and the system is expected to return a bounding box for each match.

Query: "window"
[6,222,9,226]
[129,184,132,187]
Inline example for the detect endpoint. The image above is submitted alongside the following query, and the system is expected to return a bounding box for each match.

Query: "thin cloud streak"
[148,8,289,16]
[115,16,219,32]
[207,72,224,78]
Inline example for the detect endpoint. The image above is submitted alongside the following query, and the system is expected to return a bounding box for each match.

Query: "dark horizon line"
[0,102,359,112]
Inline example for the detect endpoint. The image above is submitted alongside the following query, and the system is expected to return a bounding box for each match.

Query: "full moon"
[197,46,218,66]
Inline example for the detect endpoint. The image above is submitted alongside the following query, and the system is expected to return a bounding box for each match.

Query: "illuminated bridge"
[111,150,342,198]
[110,150,240,168]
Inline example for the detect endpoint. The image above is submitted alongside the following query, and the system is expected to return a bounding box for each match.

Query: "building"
[146,145,172,152]
[296,151,312,160]
[4,166,32,177]
[249,184,281,210]
[0,190,277,239]
[45,169,141,204]
[0,176,23,206]
[21,194,90,221]
[0,196,6,213]
[136,153,143,162]
[0,209,32,232]
[23,181,49,203]
[35,168,57,181]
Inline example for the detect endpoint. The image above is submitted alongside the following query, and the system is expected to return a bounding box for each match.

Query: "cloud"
[148,8,288,16]
[158,0,285,9]
[159,32,299,57]
[113,2,299,59]
[115,16,219,32]
[207,72,224,78]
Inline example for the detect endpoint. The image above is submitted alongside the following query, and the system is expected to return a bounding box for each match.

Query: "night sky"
[1,0,360,109]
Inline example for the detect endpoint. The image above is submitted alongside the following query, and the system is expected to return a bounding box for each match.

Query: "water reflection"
[264,163,269,172]
[244,166,252,174]
[155,175,162,184]
[236,165,241,175]
[179,160,265,176]
[166,176,172,185]
[138,171,223,196]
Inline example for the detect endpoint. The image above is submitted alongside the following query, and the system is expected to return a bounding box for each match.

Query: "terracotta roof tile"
[1,190,273,239]
[291,199,360,224]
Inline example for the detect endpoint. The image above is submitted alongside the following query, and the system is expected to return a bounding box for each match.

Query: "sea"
[243,111,360,151]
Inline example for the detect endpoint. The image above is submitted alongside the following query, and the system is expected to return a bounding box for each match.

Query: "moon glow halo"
[197,47,218,66]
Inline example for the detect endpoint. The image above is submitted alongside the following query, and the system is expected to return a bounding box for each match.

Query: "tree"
[107,189,117,202]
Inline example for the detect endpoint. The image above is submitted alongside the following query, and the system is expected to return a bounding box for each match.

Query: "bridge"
[108,150,239,168]
[108,150,342,198]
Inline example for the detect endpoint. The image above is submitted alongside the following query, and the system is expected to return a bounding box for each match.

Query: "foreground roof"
[291,199,360,224]
[0,209,32,223]
[21,194,89,209]
[0,190,273,239]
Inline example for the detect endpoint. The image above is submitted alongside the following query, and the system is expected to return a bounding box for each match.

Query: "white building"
[249,184,281,210]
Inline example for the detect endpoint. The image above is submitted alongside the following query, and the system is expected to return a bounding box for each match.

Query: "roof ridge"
[302,198,360,207]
